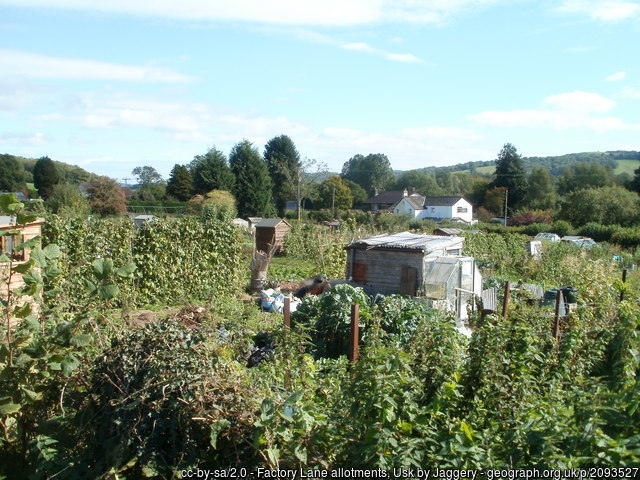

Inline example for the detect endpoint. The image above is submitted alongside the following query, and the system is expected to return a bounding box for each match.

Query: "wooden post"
[349,303,360,363]
[553,289,562,346]
[283,297,291,389]
[620,269,628,302]
[502,281,511,320]
[283,297,291,328]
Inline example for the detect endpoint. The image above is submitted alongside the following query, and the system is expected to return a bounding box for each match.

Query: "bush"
[549,220,573,237]
[578,222,618,242]
[611,227,640,249]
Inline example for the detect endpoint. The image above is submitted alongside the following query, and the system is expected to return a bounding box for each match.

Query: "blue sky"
[0,0,638,182]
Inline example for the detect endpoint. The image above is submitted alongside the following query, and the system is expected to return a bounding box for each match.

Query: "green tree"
[0,154,26,192]
[190,147,235,194]
[186,189,237,219]
[87,176,127,216]
[341,153,394,195]
[264,135,301,215]
[131,166,165,200]
[559,185,640,226]
[316,175,353,212]
[394,170,443,196]
[229,140,275,218]
[33,156,61,200]
[343,179,368,207]
[46,183,90,217]
[558,162,615,193]
[490,143,528,213]
[525,166,557,210]
[166,164,193,201]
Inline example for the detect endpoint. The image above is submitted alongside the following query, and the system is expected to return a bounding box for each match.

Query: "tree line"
[2,139,640,228]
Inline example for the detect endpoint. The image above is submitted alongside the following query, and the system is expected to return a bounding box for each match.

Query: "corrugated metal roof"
[346,231,464,251]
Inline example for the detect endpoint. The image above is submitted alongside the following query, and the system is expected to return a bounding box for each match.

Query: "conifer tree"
[229,140,275,218]
[33,156,61,200]
[166,164,193,201]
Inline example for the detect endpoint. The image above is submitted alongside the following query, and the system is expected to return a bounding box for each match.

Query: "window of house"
[1,233,25,261]
[457,207,468,213]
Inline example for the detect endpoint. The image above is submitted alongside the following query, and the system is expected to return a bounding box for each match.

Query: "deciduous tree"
[525,167,557,210]
[316,175,353,213]
[87,176,127,216]
[341,153,394,195]
[0,154,26,192]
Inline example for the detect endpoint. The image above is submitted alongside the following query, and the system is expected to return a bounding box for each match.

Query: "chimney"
[374,188,379,196]
[403,188,408,197]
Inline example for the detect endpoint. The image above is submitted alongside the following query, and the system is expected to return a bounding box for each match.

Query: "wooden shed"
[1,216,45,307]
[345,231,465,297]
[255,218,291,254]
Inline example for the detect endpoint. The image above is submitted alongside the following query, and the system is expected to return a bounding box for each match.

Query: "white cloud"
[0,131,47,145]
[0,0,501,26]
[341,41,423,63]
[606,71,626,81]
[558,1,640,21]
[620,87,640,98]
[543,90,615,113]
[469,90,640,132]
[0,49,194,83]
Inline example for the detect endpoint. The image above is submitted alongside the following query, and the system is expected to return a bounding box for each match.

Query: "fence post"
[283,297,291,389]
[553,289,562,351]
[502,281,511,320]
[283,297,291,329]
[620,269,628,302]
[349,303,360,363]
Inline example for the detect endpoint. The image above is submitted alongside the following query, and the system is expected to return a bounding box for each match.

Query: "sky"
[0,0,639,182]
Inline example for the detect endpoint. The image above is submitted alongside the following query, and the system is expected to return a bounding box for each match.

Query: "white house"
[392,195,426,217]
[418,196,473,223]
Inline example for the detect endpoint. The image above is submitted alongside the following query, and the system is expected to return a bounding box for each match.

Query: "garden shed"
[255,218,291,254]
[344,231,466,297]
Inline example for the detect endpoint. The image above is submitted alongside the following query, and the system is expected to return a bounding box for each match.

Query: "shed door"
[400,265,417,296]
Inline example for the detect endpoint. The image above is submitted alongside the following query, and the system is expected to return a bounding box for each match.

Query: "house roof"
[363,190,423,205]
[423,196,467,206]
[398,195,425,210]
[256,218,291,228]
[424,195,466,207]
[345,231,464,252]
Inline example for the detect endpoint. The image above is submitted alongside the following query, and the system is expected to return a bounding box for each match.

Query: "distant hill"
[13,155,97,184]
[398,150,640,178]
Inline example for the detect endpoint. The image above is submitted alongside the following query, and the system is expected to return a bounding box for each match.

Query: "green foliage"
[190,147,235,194]
[491,143,528,212]
[45,183,90,217]
[341,153,395,195]
[133,216,243,305]
[186,189,237,219]
[283,223,347,279]
[166,163,193,201]
[0,154,27,192]
[525,166,557,210]
[264,135,301,215]
[315,175,353,211]
[559,186,640,227]
[87,176,127,216]
[33,157,61,200]
[230,140,276,217]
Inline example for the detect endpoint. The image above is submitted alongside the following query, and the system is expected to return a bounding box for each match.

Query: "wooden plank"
[400,265,417,296]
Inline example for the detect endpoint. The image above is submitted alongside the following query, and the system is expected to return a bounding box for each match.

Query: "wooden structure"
[345,232,465,297]
[255,218,291,255]
[1,216,45,303]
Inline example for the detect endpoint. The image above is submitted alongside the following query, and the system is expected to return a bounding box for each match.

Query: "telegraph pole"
[504,188,508,226]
